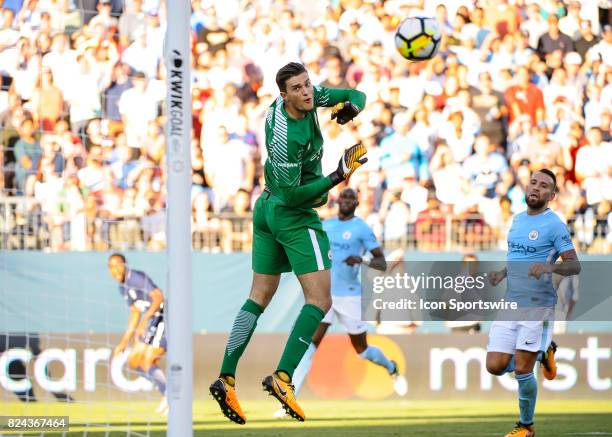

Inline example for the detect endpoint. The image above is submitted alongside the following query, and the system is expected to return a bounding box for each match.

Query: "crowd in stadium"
[0,0,610,252]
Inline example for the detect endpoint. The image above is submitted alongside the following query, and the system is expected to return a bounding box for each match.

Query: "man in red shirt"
[504,66,545,125]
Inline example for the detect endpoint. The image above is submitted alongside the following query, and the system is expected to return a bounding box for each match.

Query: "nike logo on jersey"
[298,337,310,346]
[309,148,322,161]
[524,340,536,345]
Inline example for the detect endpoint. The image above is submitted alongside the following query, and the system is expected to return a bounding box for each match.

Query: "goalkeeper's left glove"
[331,101,360,125]
[329,143,368,186]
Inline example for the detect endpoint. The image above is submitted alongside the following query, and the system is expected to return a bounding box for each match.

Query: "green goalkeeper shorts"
[252,189,331,276]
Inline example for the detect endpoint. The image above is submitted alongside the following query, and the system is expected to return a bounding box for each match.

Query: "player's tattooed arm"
[136,289,164,339]
[551,250,581,276]
[529,250,581,279]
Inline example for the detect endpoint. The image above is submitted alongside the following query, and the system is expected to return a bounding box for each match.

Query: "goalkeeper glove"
[331,101,360,125]
[329,143,368,186]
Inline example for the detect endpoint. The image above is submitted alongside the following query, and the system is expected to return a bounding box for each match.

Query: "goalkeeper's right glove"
[329,143,368,186]
[331,101,360,125]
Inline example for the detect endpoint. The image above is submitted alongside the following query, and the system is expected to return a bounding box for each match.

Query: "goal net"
[0,0,192,434]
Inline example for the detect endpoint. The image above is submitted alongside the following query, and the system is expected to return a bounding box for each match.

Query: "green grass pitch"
[3,399,612,436]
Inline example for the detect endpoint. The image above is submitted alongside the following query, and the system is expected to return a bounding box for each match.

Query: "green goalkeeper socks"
[276,304,325,379]
[220,299,264,378]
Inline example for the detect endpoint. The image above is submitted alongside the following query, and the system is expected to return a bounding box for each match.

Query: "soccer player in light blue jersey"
[274,188,406,417]
[485,169,581,437]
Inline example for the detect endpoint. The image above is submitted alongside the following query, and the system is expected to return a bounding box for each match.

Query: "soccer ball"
[395,16,441,61]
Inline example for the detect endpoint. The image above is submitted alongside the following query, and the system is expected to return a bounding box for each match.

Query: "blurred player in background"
[274,187,407,418]
[108,253,168,415]
[445,253,482,334]
[209,62,368,424]
[553,260,580,334]
[0,333,74,403]
[486,169,581,437]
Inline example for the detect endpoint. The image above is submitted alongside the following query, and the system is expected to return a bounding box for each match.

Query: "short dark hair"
[276,62,307,93]
[536,168,557,191]
[340,187,358,198]
[109,253,126,263]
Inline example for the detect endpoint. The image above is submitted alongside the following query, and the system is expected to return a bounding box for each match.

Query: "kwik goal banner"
[1,334,610,401]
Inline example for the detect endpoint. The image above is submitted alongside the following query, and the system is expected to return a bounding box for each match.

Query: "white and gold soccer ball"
[394,16,442,61]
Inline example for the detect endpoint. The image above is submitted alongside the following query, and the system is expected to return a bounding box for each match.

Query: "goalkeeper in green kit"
[209,62,367,424]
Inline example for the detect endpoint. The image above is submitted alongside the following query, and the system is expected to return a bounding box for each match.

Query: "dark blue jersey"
[118,269,164,316]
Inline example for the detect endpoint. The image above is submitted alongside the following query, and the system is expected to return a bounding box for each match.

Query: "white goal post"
[165,1,193,435]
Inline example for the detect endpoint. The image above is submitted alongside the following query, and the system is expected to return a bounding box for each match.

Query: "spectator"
[588,24,612,66]
[399,168,428,223]
[0,8,19,56]
[463,134,509,198]
[14,115,40,195]
[65,54,102,140]
[320,55,349,89]
[508,164,530,213]
[505,66,545,125]
[29,67,63,131]
[484,0,518,38]
[110,142,138,189]
[537,14,574,58]
[415,195,446,251]
[575,20,600,60]
[121,26,158,78]
[575,127,612,205]
[559,1,583,41]
[471,71,505,148]
[530,125,565,170]
[88,0,118,31]
[117,71,157,149]
[0,0,609,254]
[439,109,476,163]
[380,111,427,187]
[380,189,410,248]
[205,125,254,212]
[430,143,465,208]
[408,106,436,159]
[521,4,548,49]
[34,160,65,250]
[118,0,146,47]
[77,144,106,198]
[103,62,132,121]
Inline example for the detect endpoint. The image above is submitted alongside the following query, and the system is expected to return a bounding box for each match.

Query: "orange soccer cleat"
[505,422,535,437]
[209,377,246,425]
[262,372,305,422]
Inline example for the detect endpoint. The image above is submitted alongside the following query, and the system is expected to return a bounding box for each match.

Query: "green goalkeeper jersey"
[263,85,366,209]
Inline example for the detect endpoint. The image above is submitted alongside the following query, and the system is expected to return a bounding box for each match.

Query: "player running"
[485,169,581,437]
[209,62,368,424]
[108,253,168,415]
[274,187,407,417]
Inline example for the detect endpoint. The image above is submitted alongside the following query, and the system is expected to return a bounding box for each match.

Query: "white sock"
[292,343,316,396]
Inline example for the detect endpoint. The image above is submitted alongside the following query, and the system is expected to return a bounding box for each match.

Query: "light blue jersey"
[324,216,381,297]
[506,209,574,307]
